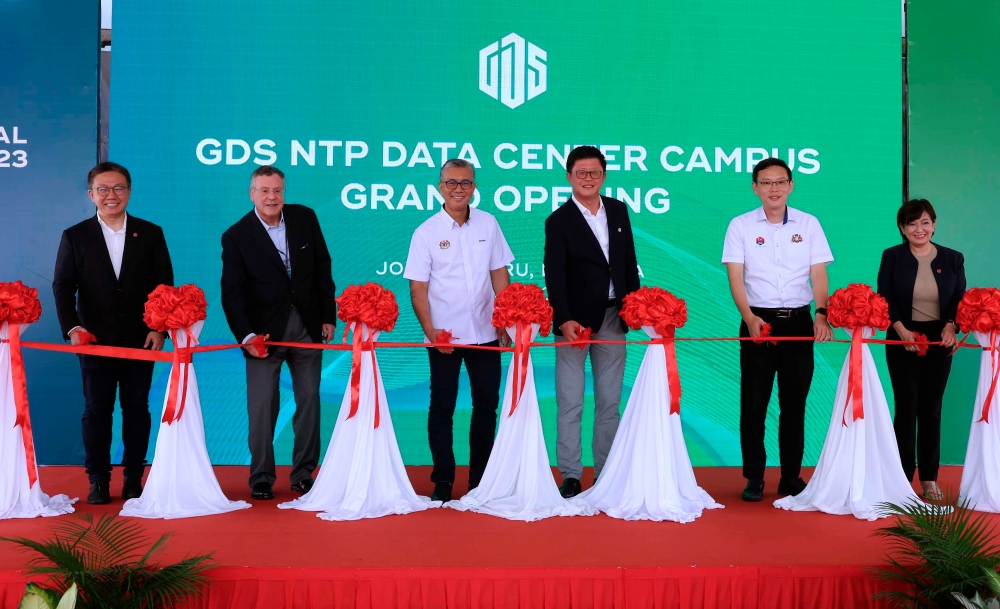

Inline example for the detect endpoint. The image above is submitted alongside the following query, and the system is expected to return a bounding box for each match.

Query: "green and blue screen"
[108,1,903,467]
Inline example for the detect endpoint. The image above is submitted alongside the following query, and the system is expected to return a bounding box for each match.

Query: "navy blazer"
[544,196,641,335]
[876,242,966,326]
[52,214,174,347]
[220,204,337,353]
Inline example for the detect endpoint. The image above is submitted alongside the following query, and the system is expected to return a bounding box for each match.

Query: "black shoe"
[87,481,111,505]
[290,478,314,495]
[430,482,452,502]
[777,477,807,497]
[122,476,143,500]
[742,479,765,502]
[251,482,274,500]
[559,477,582,498]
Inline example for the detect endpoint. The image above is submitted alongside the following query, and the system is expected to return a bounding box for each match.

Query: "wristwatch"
[815,307,828,317]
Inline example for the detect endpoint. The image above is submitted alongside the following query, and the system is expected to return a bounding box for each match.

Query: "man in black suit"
[53,162,174,505]
[544,146,641,498]
[221,165,337,500]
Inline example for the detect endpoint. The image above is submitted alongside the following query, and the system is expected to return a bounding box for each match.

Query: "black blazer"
[876,242,966,326]
[52,215,174,347]
[544,196,641,335]
[220,204,337,353]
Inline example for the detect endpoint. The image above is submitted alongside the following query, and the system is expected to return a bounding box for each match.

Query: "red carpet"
[0,465,982,608]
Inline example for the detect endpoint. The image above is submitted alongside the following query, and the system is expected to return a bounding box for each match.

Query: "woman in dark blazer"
[877,198,966,500]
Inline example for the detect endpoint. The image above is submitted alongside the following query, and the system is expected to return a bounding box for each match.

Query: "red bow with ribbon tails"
[0,281,44,488]
[654,325,683,414]
[161,329,196,424]
[619,287,688,415]
[143,284,208,425]
[336,284,400,429]
[956,288,1000,424]
[490,283,553,417]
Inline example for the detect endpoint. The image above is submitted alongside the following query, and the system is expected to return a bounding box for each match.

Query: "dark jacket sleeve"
[52,230,82,340]
[876,247,901,325]
[308,207,338,325]
[543,213,570,332]
[151,226,175,335]
[623,209,641,295]
[220,229,255,342]
[943,249,967,324]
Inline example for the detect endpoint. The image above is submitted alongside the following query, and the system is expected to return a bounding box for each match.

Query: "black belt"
[750,305,810,319]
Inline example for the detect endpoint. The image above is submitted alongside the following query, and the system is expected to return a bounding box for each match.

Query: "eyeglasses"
[253,188,285,196]
[755,179,791,190]
[442,180,475,190]
[92,186,129,196]
[573,170,605,179]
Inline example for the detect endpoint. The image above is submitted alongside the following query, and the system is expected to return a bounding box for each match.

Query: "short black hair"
[566,145,606,174]
[752,158,792,182]
[896,198,937,242]
[87,162,131,188]
[251,165,285,183]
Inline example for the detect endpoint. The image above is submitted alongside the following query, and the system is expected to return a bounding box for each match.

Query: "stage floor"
[0,465,984,608]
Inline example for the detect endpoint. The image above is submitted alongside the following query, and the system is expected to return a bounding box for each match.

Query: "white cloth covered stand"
[960,330,1000,512]
[570,326,722,522]
[0,321,76,519]
[774,327,919,520]
[279,322,439,520]
[121,321,250,519]
[449,324,595,521]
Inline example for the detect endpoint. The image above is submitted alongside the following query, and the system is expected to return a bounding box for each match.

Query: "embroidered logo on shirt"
[439,240,450,250]
[755,236,765,246]
[791,234,803,243]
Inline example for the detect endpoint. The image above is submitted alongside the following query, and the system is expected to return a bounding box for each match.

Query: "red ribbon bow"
[161,329,196,424]
[3,323,38,488]
[344,322,380,429]
[572,327,593,350]
[842,329,865,426]
[654,325,683,414]
[978,330,999,424]
[912,331,929,357]
[754,323,778,345]
[508,323,532,416]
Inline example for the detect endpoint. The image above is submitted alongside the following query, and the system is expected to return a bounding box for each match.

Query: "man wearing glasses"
[53,162,174,504]
[220,165,337,501]
[544,145,641,498]
[404,159,513,502]
[722,157,833,503]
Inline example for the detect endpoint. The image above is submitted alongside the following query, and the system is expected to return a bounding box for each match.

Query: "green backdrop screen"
[110,1,902,467]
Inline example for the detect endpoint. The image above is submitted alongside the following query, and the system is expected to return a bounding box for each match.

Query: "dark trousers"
[886,320,952,482]
[245,308,322,489]
[739,307,815,481]
[427,341,501,488]
[79,355,155,484]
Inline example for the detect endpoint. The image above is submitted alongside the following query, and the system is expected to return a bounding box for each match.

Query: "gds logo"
[478,33,547,109]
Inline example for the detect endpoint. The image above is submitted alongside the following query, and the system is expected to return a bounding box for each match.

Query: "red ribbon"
[573,327,594,350]
[842,329,865,426]
[345,323,380,429]
[161,329,195,424]
[912,331,929,357]
[4,323,38,488]
[654,325,683,414]
[754,323,778,345]
[508,323,531,416]
[978,330,999,424]
[75,330,97,345]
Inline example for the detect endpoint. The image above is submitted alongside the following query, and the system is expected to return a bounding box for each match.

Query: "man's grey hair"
[439,158,475,181]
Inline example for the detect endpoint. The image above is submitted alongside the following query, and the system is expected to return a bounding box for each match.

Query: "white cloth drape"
[0,321,76,519]
[959,330,1000,512]
[279,322,439,520]
[570,326,722,522]
[774,327,919,520]
[449,324,596,521]
[121,320,250,519]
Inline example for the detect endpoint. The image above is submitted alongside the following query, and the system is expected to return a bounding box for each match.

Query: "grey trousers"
[246,307,322,488]
[555,305,627,480]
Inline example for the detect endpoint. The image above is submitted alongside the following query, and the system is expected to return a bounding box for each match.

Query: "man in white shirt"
[722,157,834,502]
[53,162,174,505]
[404,159,514,502]
[544,146,641,498]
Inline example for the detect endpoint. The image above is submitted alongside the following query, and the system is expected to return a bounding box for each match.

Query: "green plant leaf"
[952,592,980,609]
[54,583,77,609]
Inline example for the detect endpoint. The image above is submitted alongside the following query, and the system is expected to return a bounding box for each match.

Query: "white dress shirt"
[721,205,833,308]
[404,208,515,345]
[572,197,615,298]
[98,212,127,279]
